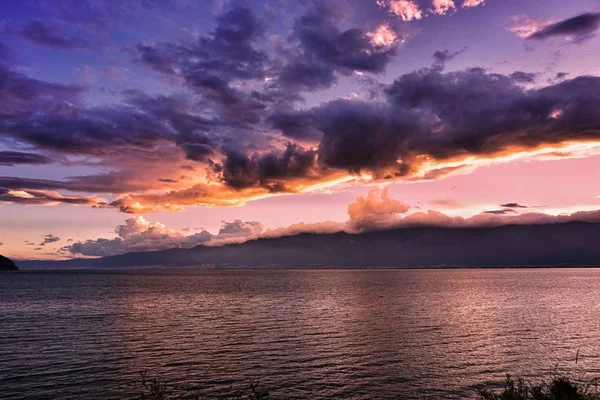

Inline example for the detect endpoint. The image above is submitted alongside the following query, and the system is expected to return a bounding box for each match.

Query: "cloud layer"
[66,188,600,258]
[0,2,599,218]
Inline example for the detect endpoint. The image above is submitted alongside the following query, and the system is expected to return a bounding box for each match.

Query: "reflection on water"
[0,269,599,399]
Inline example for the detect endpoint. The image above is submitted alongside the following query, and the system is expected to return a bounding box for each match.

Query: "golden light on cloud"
[105,141,600,214]
[462,0,484,8]
[549,108,564,119]
[8,190,35,199]
[410,141,600,182]
[377,0,424,21]
[432,0,456,16]
[508,15,553,38]
[368,24,398,47]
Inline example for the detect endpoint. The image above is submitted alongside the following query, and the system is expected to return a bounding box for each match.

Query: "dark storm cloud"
[0,151,53,166]
[276,67,600,179]
[385,68,600,158]
[107,65,600,212]
[134,4,284,129]
[277,2,400,91]
[501,203,528,208]
[137,5,267,103]
[278,59,337,91]
[12,21,90,49]
[528,12,600,42]
[4,107,172,155]
[4,1,600,215]
[0,84,216,163]
[267,111,321,140]
[314,99,426,176]
[212,143,319,191]
[0,63,84,115]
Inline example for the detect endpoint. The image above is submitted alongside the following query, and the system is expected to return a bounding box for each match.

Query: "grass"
[53,370,270,400]
[51,356,600,399]
[133,370,269,400]
[477,374,600,400]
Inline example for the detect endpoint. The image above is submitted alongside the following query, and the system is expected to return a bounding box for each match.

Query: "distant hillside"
[0,254,19,271]
[17,221,600,270]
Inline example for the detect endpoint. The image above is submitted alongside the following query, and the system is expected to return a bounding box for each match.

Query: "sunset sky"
[1,0,600,259]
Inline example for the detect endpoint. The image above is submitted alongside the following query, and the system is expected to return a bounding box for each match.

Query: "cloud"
[527,12,600,42]
[7,20,90,49]
[432,0,456,16]
[432,48,466,70]
[376,0,424,22]
[0,152,54,166]
[509,13,600,43]
[462,0,484,8]
[209,219,264,244]
[343,189,600,230]
[40,234,60,246]
[211,143,320,191]
[64,188,600,259]
[509,71,537,83]
[508,15,554,39]
[0,188,100,206]
[261,220,346,239]
[2,5,600,217]
[501,203,528,208]
[347,187,410,231]
[136,5,269,125]
[0,63,83,115]
[277,3,401,92]
[68,216,213,256]
[482,209,517,215]
[0,42,15,62]
[82,67,600,213]
[67,216,263,256]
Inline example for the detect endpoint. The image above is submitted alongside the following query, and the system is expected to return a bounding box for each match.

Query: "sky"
[1,0,600,259]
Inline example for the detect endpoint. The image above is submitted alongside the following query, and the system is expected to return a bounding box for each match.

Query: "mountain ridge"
[16,221,600,270]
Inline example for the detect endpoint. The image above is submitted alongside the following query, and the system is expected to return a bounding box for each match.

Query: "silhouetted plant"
[128,370,270,400]
[478,374,600,400]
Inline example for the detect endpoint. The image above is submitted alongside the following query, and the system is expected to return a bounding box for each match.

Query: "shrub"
[478,374,600,400]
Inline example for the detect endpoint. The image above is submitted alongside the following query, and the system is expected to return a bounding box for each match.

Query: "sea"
[1,268,599,399]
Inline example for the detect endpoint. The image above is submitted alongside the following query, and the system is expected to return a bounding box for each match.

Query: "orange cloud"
[432,0,456,16]
[377,0,424,21]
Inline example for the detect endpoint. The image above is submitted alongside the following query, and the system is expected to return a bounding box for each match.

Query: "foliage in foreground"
[134,370,269,400]
[478,374,600,400]
[54,370,270,400]
[53,366,600,399]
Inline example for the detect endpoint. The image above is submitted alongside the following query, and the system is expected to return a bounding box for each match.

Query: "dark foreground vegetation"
[51,369,599,399]
[478,374,600,400]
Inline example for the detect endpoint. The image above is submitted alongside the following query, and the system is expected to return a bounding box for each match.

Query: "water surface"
[1,268,599,399]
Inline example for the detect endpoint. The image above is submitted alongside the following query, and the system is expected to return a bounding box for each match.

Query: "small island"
[0,254,19,271]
